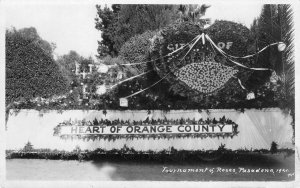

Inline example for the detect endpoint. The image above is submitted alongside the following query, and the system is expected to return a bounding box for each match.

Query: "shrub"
[119,30,157,73]
[6,28,69,106]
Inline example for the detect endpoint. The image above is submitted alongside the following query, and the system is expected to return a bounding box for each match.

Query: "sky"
[4,2,263,59]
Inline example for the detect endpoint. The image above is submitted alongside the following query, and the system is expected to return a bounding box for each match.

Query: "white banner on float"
[59,124,233,135]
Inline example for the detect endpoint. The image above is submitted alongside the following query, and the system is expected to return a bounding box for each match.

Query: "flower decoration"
[151,21,253,97]
[174,62,238,93]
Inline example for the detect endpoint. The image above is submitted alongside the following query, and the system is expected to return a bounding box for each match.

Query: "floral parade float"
[46,20,293,161]
[6,17,293,162]
[9,23,286,111]
[53,21,253,143]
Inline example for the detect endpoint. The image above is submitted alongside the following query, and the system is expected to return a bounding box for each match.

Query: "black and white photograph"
[0,0,298,187]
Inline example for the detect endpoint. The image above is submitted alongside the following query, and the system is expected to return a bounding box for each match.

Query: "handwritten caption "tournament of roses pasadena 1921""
[59,124,234,135]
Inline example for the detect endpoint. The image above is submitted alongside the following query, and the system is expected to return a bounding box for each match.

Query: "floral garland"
[53,117,239,141]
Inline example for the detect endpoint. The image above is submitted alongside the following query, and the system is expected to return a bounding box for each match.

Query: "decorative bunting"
[205,34,273,71]
[109,70,152,89]
[122,34,202,99]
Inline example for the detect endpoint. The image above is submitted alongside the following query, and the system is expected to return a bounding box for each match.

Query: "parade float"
[6,20,294,160]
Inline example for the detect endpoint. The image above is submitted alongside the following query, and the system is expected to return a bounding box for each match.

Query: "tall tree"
[95,4,179,58]
[250,4,294,108]
[95,5,119,57]
[177,4,211,23]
